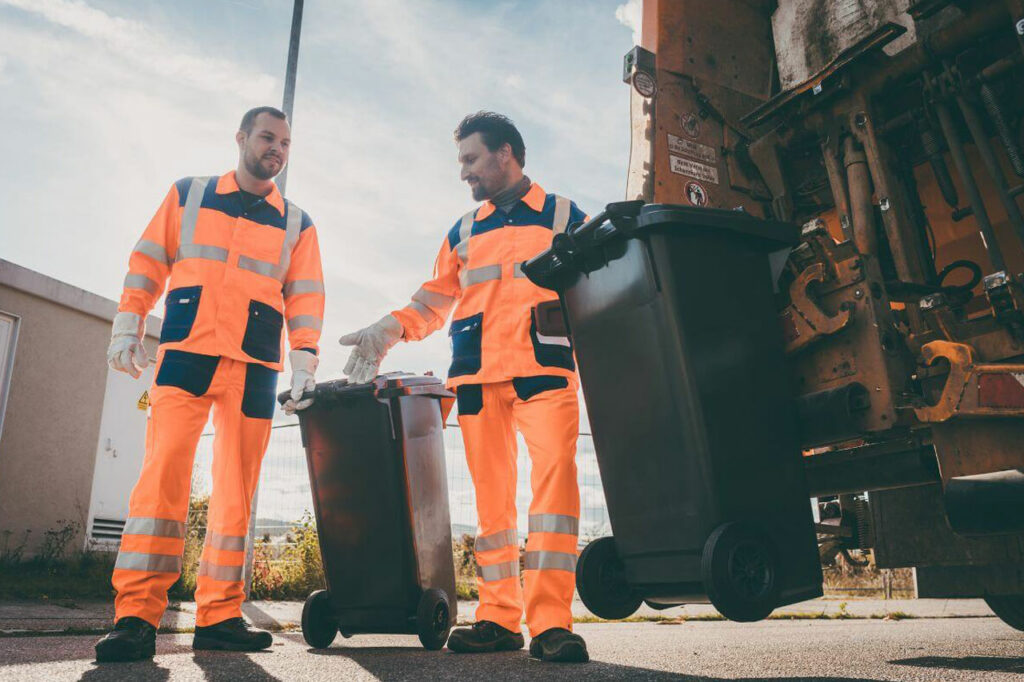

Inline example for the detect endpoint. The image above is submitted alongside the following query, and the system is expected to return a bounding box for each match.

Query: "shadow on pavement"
[191,650,283,681]
[241,602,288,631]
[282,633,878,681]
[77,659,171,682]
[892,655,1024,674]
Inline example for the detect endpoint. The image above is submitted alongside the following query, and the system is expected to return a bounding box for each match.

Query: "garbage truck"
[533,0,1024,630]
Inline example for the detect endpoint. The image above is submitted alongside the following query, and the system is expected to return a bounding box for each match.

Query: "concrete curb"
[0,597,996,636]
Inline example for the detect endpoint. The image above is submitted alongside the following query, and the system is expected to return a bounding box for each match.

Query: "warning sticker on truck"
[668,134,716,164]
[669,155,719,184]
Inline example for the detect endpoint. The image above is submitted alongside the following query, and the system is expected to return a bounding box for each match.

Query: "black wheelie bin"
[523,202,822,622]
[278,373,458,649]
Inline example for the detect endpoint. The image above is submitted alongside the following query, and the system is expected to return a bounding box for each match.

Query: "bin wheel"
[701,522,779,623]
[576,536,642,620]
[985,594,1024,632]
[416,588,452,650]
[302,589,338,649]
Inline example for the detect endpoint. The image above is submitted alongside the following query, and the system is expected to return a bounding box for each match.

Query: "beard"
[471,183,489,201]
[244,148,283,180]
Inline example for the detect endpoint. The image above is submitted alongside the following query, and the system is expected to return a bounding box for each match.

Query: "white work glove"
[282,349,318,415]
[339,314,404,384]
[107,312,149,379]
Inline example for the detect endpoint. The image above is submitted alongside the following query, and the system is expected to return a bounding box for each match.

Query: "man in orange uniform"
[340,112,588,663]
[95,106,325,662]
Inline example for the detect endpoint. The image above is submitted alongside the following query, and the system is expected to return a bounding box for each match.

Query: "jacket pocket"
[159,286,202,344]
[448,312,483,378]
[529,316,575,371]
[242,300,283,363]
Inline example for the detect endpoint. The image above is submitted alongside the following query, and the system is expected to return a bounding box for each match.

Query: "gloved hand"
[282,349,318,415]
[339,314,403,384]
[107,312,149,379]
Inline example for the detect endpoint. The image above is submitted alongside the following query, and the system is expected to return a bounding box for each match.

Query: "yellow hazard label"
[137,390,150,410]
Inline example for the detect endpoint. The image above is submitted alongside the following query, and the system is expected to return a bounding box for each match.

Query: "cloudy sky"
[1,0,640,399]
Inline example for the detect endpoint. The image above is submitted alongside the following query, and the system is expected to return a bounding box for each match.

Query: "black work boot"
[94,616,157,662]
[446,620,525,653]
[529,627,589,663]
[192,617,273,651]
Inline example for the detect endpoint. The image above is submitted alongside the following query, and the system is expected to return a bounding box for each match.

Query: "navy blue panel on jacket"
[174,175,313,231]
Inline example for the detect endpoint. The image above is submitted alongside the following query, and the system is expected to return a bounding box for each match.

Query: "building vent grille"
[90,517,125,542]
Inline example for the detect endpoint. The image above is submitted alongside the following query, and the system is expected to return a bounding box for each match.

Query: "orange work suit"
[391,182,586,635]
[112,171,324,627]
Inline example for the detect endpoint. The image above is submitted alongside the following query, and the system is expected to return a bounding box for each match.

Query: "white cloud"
[0,0,276,99]
[615,0,642,46]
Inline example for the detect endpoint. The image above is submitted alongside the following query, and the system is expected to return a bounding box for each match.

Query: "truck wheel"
[702,522,779,623]
[302,589,338,649]
[576,536,642,620]
[416,588,451,650]
[985,594,1024,632]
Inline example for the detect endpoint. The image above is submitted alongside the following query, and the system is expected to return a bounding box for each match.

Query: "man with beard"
[95,106,325,662]
[340,111,589,663]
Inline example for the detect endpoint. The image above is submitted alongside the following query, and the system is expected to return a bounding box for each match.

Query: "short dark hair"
[454,111,526,167]
[239,106,288,134]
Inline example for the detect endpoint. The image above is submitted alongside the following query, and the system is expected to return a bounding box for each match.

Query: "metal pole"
[245,0,303,598]
[276,0,305,196]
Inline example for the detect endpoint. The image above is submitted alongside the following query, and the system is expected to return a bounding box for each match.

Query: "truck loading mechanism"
[622,0,1024,631]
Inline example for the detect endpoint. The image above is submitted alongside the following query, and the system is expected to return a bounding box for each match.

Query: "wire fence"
[192,421,611,559]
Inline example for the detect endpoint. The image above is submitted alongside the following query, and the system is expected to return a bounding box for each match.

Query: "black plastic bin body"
[525,203,822,620]
[282,374,457,648]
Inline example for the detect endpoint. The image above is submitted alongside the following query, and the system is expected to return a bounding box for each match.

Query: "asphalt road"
[1,618,1022,681]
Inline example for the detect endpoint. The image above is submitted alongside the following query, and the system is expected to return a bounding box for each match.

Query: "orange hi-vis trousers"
[112,350,276,628]
[457,376,580,636]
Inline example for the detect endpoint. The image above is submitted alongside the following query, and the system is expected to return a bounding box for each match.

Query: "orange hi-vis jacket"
[391,182,586,388]
[118,171,325,370]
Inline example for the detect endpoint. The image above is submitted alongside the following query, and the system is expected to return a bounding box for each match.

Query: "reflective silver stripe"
[283,279,325,297]
[552,195,571,234]
[288,315,323,332]
[204,531,247,552]
[536,331,571,347]
[278,200,303,276]
[412,286,455,310]
[198,560,244,582]
[179,176,212,246]
[115,551,182,574]
[238,255,285,280]
[133,239,169,265]
[123,273,159,295]
[123,517,185,539]
[455,210,475,263]
[408,300,438,323]
[475,529,518,553]
[523,550,577,573]
[528,514,579,536]
[476,560,520,582]
[463,264,503,287]
[176,243,229,262]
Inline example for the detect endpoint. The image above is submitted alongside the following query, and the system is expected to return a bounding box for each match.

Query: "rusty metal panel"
[649,75,765,212]
[870,483,1024,568]
[772,0,916,91]
[650,0,775,101]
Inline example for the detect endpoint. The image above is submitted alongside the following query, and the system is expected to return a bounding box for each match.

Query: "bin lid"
[637,204,799,249]
[276,372,451,405]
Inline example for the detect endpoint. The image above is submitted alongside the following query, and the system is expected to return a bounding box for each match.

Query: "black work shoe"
[529,627,589,663]
[192,617,273,652]
[95,616,157,662]
[446,620,525,653]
